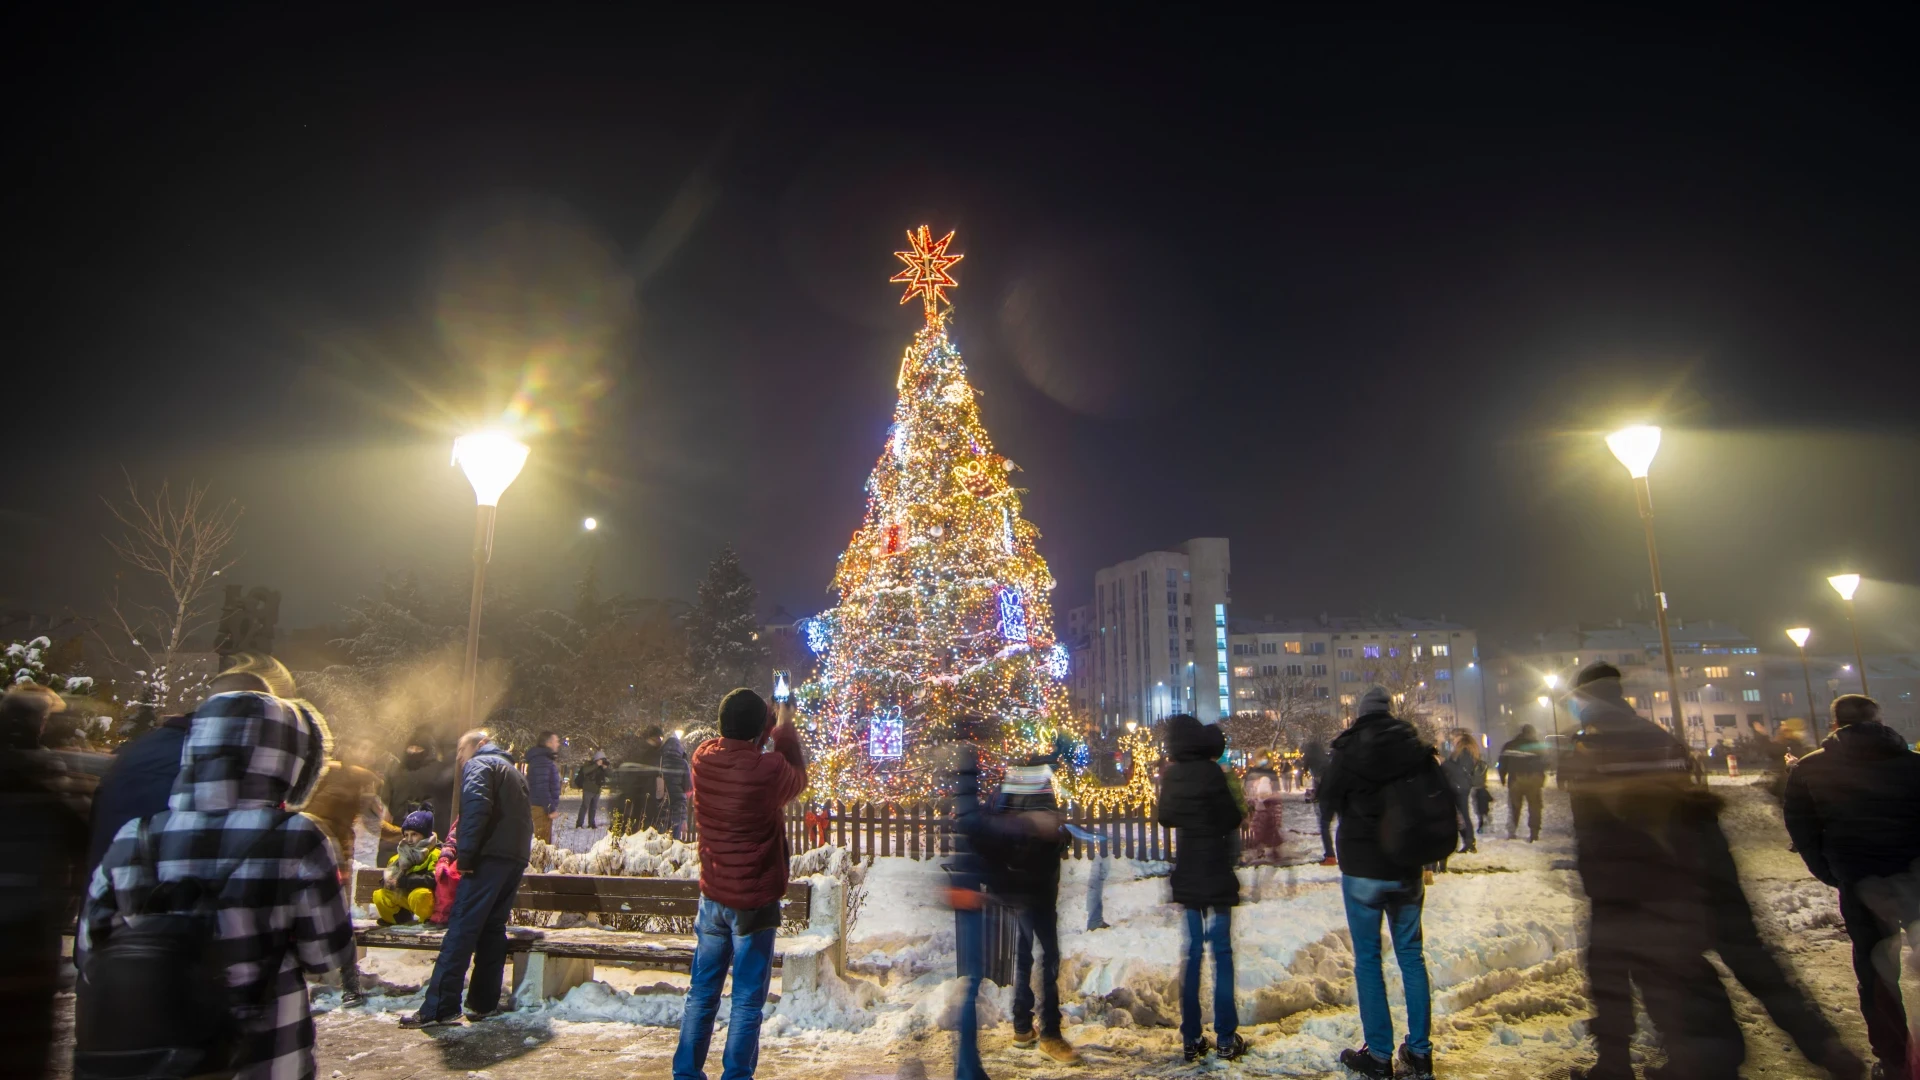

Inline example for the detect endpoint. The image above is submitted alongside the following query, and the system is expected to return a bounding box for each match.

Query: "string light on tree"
[800,227,1068,799]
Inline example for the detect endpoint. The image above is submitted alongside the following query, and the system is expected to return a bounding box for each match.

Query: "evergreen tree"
[804,228,1068,799]
[685,546,767,703]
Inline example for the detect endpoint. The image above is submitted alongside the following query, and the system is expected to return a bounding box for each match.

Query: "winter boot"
[1039,1035,1080,1064]
[1011,1028,1036,1050]
[1183,1037,1212,1063]
[1338,1047,1393,1078]
[1217,1034,1250,1061]
[1398,1043,1436,1079]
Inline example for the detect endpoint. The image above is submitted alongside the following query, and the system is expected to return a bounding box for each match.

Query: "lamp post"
[1827,574,1869,695]
[1542,672,1564,741]
[452,431,530,731]
[1606,425,1685,735]
[1784,627,1820,743]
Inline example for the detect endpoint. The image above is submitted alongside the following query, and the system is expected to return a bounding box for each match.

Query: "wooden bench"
[349,867,846,1002]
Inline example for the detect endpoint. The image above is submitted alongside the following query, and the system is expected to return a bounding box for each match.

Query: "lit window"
[1363,644,1382,659]
[1654,690,1670,704]
[1432,644,1449,657]
[1412,645,1424,659]
[1778,691,1796,707]
[1340,694,1355,708]
[1704,666,1729,679]
[1233,665,1255,677]
[1742,689,1762,702]
[1284,641,1303,654]
[1435,669,1451,680]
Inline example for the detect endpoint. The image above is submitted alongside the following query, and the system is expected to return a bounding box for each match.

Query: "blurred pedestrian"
[1319,687,1441,1080]
[384,726,453,859]
[77,685,354,1080]
[939,714,1030,1080]
[526,730,561,845]
[1785,693,1920,1080]
[1497,723,1548,842]
[612,728,662,833]
[86,710,191,880]
[401,729,533,1027]
[674,690,808,1080]
[1563,663,1740,1080]
[657,727,691,839]
[1441,733,1484,854]
[994,750,1076,1063]
[574,750,608,828]
[1157,714,1249,1064]
[0,685,89,1080]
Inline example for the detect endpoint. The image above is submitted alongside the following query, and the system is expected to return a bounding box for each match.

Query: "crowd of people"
[0,653,1912,1080]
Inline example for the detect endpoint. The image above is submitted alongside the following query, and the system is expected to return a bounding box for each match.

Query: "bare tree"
[1227,668,1341,757]
[99,476,242,713]
[1349,647,1455,745]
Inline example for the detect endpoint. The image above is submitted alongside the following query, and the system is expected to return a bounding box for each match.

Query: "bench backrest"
[351,867,811,923]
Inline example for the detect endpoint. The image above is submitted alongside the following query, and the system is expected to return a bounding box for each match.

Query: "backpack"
[1377,755,1462,868]
[74,812,294,1080]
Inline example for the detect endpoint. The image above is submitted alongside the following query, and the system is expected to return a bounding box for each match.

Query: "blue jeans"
[952,905,988,1080]
[1341,875,1431,1058]
[673,899,778,1080]
[420,856,525,1019]
[1180,906,1236,1043]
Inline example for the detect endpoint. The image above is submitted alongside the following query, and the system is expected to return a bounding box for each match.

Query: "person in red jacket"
[673,688,807,1080]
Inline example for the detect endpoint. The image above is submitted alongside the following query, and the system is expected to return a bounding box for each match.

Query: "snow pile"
[546,979,687,1026]
[527,829,700,877]
[765,966,883,1034]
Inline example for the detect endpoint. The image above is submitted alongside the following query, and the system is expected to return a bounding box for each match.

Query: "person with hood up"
[78,683,355,1080]
[1561,662,1740,1080]
[674,689,807,1080]
[1496,723,1549,842]
[1441,733,1485,854]
[371,809,443,925]
[383,726,453,858]
[1156,714,1249,1064]
[1785,693,1920,1080]
[525,730,561,845]
[402,728,533,1028]
[573,750,608,829]
[994,745,1077,1064]
[1317,687,1437,1080]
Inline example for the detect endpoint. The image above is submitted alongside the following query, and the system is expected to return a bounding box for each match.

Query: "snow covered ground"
[297,782,1886,1079]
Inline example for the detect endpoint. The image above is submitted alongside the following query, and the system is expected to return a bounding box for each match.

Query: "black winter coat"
[1561,695,1704,907]
[385,746,455,841]
[1319,710,1432,881]
[1156,716,1243,909]
[86,715,189,877]
[456,743,533,872]
[1784,721,1920,886]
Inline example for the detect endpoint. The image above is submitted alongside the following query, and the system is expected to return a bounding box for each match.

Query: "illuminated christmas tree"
[801,227,1069,799]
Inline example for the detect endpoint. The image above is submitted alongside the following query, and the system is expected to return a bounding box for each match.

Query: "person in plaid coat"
[80,686,356,1080]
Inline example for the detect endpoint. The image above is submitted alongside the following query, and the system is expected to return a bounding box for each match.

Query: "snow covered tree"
[684,546,766,703]
[803,228,1068,800]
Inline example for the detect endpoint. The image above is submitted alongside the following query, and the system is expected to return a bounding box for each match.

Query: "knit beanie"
[719,687,769,741]
[1355,686,1393,717]
[401,808,435,835]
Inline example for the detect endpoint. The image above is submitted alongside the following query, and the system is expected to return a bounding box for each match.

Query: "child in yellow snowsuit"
[372,809,442,925]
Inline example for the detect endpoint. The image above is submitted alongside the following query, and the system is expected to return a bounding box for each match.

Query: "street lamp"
[1827,574,1869,695]
[452,430,530,730]
[582,516,598,531]
[1606,425,1684,735]
[1785,627,1821,742]
[1542,673,1564,742]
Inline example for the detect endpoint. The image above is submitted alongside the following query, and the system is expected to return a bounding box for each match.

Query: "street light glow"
[1543,673,1562,690]
[1605,424,1662,479]
[452,430,530,506]
[1785,627,1811,649]
[583,516,598,531]
[1828,573,1861,601]
[1537,695,1551,707]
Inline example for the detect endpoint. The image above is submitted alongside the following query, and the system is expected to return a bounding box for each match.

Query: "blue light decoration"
[889,421,911,463]
[997,586,1029,645]
[869,706,904,760]
[1000,506,1016,553]
[1044,642,1070,679]
[803,617,832,656]
[1069,740,1091,770]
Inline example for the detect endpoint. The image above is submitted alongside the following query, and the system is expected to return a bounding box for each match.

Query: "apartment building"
[1226,615,1487,736]
[1765,653,1920,743]
[1079,538,1232,735]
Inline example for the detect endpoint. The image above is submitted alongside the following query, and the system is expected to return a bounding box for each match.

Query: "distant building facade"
[1081,538,1232,736]
[1226,615,1487,737]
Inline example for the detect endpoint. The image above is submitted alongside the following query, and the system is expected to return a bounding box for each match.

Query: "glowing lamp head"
[1605,424,1662,479]
[1785,627,1812,649]
[1537,695,1552,708]
[452,431,530,507]
[1828,573,1862,601]
[1543,673,1562,690]
[583,517,598,531]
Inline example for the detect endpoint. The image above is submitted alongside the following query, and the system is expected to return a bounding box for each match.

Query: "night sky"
[6,12,1918,649]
